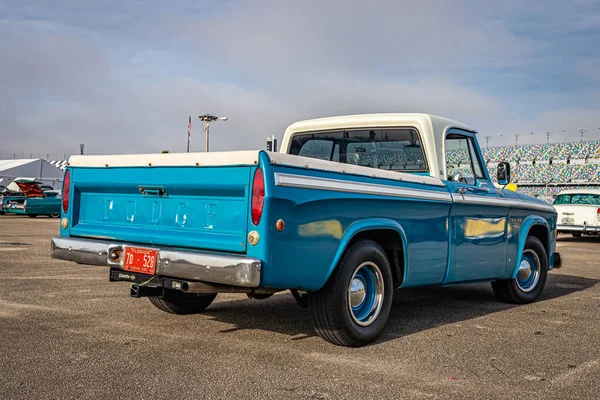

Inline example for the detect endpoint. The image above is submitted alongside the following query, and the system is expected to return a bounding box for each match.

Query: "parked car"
[1,179,61,218]
[52,113,562,346]
[0,185,25,214]
[554,189,600,237]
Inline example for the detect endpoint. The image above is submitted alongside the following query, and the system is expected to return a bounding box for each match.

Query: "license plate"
[123,247,158,275]
[11,204,16,209]
[561,217,574,225]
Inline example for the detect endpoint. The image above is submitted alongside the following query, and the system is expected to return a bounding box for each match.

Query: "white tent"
[0,159,65,190]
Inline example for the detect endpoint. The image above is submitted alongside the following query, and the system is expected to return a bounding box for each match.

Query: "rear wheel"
[49,213,60,218]
[28,214,38,218]
[149,290,217,315]
[308,239,393,347]
[572,233,582,238]
[492,236,548,304]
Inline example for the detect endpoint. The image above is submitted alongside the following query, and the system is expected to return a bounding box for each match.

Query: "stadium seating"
[482,140,600,162]
[482,140,600,202]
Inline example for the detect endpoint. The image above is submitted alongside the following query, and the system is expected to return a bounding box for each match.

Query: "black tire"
[308,239,394,347]
[572,233,582,238]
[148,290,217,315]
[49,213,60,218]
[28,214,38,218]
[491,236,548,304]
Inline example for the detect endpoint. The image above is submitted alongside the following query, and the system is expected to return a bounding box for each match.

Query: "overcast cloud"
[0,0,599,158]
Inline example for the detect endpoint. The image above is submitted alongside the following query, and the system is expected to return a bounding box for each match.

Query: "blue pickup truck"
[52,113,562,346]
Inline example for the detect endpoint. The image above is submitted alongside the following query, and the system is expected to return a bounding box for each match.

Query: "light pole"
[513,133,521,146]
[198,114,228,152]
[578,128,587,142]
[484,135,491,148]
[500,134,503,146]
[545,131,552,144]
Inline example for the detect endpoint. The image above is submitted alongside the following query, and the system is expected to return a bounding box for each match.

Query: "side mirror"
[497,162,511,185]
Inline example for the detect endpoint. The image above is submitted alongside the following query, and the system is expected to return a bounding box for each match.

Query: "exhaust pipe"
[164,278,277,295]
[111,268,278,297]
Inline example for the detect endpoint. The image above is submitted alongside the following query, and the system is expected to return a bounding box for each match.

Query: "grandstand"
[482,140,600,202]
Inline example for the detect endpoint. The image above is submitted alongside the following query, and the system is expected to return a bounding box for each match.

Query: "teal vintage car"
[52,113,562,347]
[1,179,61,218]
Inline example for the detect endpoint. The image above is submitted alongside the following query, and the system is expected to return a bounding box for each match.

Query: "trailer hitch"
[130,283,163,298]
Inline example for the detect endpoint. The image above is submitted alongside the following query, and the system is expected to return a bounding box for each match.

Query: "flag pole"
[187,116,191,153]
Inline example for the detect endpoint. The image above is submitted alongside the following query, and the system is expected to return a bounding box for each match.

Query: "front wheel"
[308,239,393,347]
[492,236,548,304]
[149,290,217,315]
[572,233,582,238]
[49,213,60,218]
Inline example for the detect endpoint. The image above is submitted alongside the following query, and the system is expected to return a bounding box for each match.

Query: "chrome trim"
[452,194,556,213]
[274,173,452,202]
[557,225,600,232]
[51,237,261,287]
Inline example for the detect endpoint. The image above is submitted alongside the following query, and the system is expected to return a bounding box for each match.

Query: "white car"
[554,189,600,237]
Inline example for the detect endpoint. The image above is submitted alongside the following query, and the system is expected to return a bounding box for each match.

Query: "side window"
[445,134,485,185]
[467,139,485,179]
[297,139,333,161]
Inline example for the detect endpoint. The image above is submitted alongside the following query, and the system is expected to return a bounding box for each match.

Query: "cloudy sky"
[1,0,599,158]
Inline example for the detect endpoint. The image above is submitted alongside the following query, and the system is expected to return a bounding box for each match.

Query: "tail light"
[62,170,71,213]
[251,168,264,225]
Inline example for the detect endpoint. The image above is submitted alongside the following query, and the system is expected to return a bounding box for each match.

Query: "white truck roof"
[280,113,477,180]
[556,189,600,195]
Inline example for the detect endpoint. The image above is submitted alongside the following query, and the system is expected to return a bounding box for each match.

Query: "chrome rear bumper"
[51,237,261,287]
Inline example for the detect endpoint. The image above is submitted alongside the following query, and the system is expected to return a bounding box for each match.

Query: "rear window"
[554,194,600,205]
[288,128,428,172]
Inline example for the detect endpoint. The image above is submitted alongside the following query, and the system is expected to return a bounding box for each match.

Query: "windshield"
[288,128,428,172]
[554,193,600,205]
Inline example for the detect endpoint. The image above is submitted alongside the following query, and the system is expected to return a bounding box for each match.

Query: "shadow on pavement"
[201,272,599,345]
[557,234,600,243]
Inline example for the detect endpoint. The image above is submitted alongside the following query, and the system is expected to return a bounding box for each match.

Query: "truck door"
[443,131,508,283]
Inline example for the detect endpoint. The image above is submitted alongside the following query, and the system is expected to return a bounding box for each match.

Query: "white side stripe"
[274,173,452,202]
[453,194,556,213]
[274,172,557,214]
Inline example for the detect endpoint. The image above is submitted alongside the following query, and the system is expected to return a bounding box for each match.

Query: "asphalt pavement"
[0,215,599,399]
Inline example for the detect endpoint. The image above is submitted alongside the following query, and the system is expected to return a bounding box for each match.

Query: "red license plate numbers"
[123,247,158,275]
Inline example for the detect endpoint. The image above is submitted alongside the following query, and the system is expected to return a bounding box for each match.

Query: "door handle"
[138,186,168,197]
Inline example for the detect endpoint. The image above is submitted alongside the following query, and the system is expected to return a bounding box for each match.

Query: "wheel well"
[347,229,405,287]
[528,225,549,255]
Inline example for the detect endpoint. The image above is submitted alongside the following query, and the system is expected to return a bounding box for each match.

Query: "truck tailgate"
[69,166,251,253]
[555,204,599,226]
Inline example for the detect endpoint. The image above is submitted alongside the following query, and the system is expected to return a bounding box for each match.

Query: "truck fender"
[324,218,409,286]
[511,216,551,279]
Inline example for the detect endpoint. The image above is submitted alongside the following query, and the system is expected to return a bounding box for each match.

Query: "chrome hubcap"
[518,260,532,281]
[347,262,384,327]
[350,278,366,308]
[516,249,540,293]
